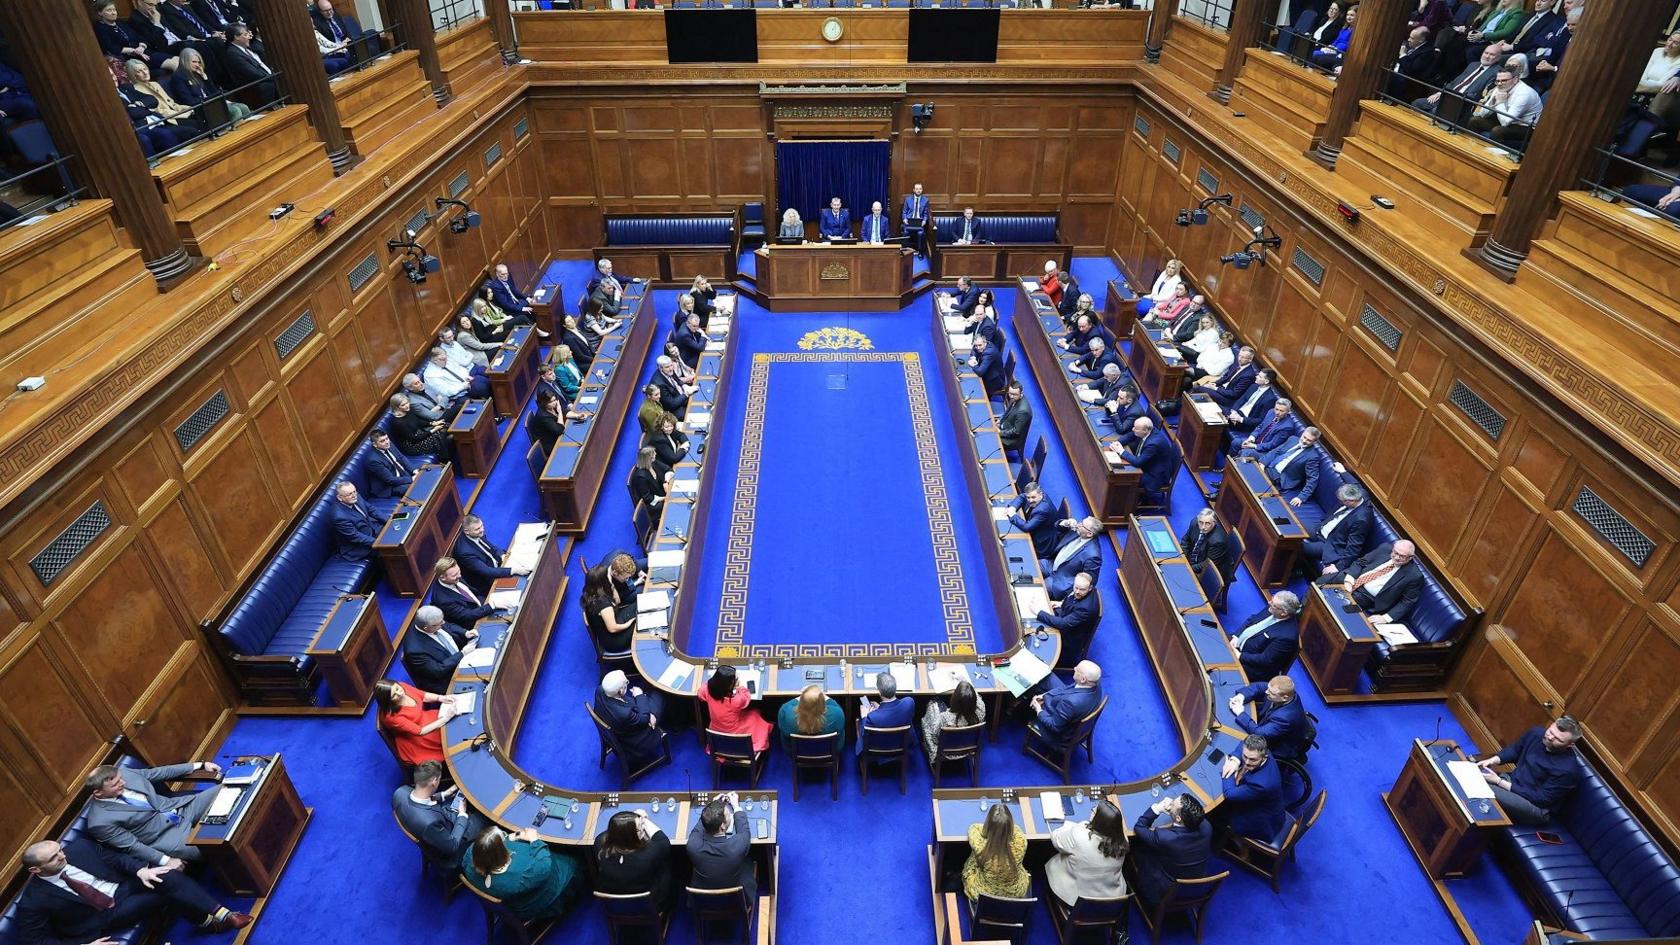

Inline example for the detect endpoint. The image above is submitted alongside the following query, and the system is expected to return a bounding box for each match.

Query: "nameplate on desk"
[459,647,497,669]
[648,549,686,569]
[637,590,671,613]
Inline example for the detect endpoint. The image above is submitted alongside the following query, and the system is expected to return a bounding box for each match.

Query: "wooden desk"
[486,323,540,417]
[530,279,562,337]
[933,243,1073,284]
[1013,281,1139,526]
[1298,578,1382,697]
[539,290,655,531]
[754,242,913,312]
[1385,739,1509,880]
[1125,321,1189,406]
[1214,459,1308,588]
[447,397,498,478]
[1103,278,1137,343]
[188,754,310,898]
[306,593,390,707]
[1177,392,1229,472]
[373,462,463,597]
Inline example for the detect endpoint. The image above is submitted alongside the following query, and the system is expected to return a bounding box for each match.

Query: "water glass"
[1074,788,1086,805]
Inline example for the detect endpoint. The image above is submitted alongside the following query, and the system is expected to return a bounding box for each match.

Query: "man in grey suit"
[688,794,756,901]
[392,761,485,870]
[84,760,223,864]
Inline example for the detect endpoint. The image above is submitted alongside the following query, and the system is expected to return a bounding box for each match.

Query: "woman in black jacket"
[592,811,673,911]
[388,393,450,462]
[628,446,667,513]
[528,390,567,458]
[581,564,636,654]
[641,413,690,479]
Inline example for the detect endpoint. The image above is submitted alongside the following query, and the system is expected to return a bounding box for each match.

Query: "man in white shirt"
[1467,68,1542,146]
[422,347,488,402]
[861,200,891,244]
[17,836,251,938]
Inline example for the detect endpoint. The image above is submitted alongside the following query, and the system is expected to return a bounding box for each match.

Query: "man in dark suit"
[1085,363,1131,414]
[161,0,224,45]
[1036,572,1100,662]
[221,24,279,106]
[653,356,696,413]
[331,481,385,561]
[965,303,1001,346]
[401,605,477,694]
[1031,660,1103,745]
[1069,336,1122,382]
[1042,516,1103,600]
[1259,427,1323,505]
[901,183,930,255]
[589,258,631,317]
[1131,795,1212,906]
[1232,396,1301,458]
[1299,483,1375,577]
[1055,272,1082,322]
[1223,369,1278,434]
[429,556,507,627]
[860,200,891,244]
[818,196,852,241]
[312,0,380,58]
[1316,541,1423,625]
[1229,675,1312,762]
[363,430,415,500]
[1009,481,1060,560]
[949,206,986,244]
[1508,0,1564,59]
[593,669,667,772]
[997,381,1032,456]
[671,312,706,368]
[393,761,486,870]
[1217,734,1286,841]
[968,336,1007,396]
[1118,417,1179,500]
[1199,346,1259,408]
[688,795,756,900]
[1523,9,1574,92]
[1181,508,1230,577]
[857,672,916,755]
[454,514,531,597]
[1231,591,1303,681]
[946,275,979,318]
[1388,26,1439,98]
[16,836,250,941]
[485,263,537,320]
[1105,385,1147,435]
[1414,44,1502,116]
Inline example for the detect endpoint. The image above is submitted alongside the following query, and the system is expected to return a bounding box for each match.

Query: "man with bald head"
[1316,540,1423,625]
[15,835,250,940]
[593,669,668,773]
[1037,572,1101,663]
[1031,660,1104,745]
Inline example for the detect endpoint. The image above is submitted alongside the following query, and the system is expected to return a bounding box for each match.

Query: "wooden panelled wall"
[0,101,548,872]
[528,85,1133,255]
[1113,97,1680,845]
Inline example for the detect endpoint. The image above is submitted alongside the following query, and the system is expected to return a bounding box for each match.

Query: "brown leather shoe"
[207,911,254,932]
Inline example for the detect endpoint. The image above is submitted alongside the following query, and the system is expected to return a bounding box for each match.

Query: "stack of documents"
[1040,791,1066,821]
[640,610,669,631]
[995,647,1052,696]
[1013,586,1052,620]
[929,663,971,693]
[1446,761,1496,798]
[888,662,918,692]
[1102,448,1124,466]
[506,523,546,572]
[648,549,686,569]
[487,588,521,610]
[686,411,712,430]
[657,661,692,689]
[943,315,967,332]
[453,691,478,714]
[459,647,497,669]
[706,339,726,352]
[637,590,671,613]
[948,333,971,351]
[1077,387,1103,403]
[1193,400,1226,423]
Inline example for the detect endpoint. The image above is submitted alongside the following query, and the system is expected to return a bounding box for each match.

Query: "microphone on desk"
[686,769,694,806]
[660,527,689,546]
[1422,715,1443,750]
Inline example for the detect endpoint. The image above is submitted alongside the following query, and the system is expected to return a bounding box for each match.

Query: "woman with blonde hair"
[550,345,582,399]
[470,296,512,340]
[777,207,805,240]
[776,684,844,751]
[1137,258,1184,316]
[123,59,203,136]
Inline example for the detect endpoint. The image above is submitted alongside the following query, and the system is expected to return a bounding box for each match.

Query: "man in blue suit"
[901,183,929,255]
[312,0,380,58]
[1229,675,1311,762]
[429,556,507,627]
[1299,483,1375,578]
[1232,397,1301,458]
[818,196,852,241]
[1231,591,1302,682]
[1031,660,1103,745]
[1037,573,1100,664]
[453,514,531,598]
[484,263,537,321]
[949,206,986,244]
[946,275,980,318]
[1042,516,1103,600]
[363,430,415,500]
[1259,427,1322,506]
[860,200,891,244]
[594,670,667,773]
[1223,369,1278,433]
[401,605,477,694]
[968,336,1007,396]
[1196,346,1259,409]
[1069,336,1122,382]
[1118,417,1179,500]
[857,672,915,754]
[1009,481,1060,560]
[1131,794,1213,906]
[394,762,488,870]
[1106,385,1147,436]
[331,481,385,561]
[1218,734,1286,841]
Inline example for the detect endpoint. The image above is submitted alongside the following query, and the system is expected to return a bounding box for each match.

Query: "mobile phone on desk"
[1340,602,1363,614]
[391,511,410,521]
[754,818,769,840]
[1206,748,1225,765]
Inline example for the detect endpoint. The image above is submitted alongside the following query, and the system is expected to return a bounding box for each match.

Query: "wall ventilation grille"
[1291,247,1325,286]
[174,390,230,454]
[1573,488,1655,569]
[274,310,317,361]
[30,502,112,586]
[1448,380,1506,441]
[1162,139,1182,164]
[1359,304,1403,353]
[348,253,380,292]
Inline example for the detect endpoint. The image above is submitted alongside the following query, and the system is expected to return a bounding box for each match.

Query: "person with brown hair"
[593,810,673,910]
[961,803,1030,902]
[462,826,582,921]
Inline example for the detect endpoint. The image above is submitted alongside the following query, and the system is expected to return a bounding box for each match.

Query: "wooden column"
[1473,2,1673,278]
[1311,0,1413,165]
[387,0,450,104]
[1145,0,1179,64]
[246,0,353,171]
[0,0,190,283]
[1213,0,1268,102]
[485,0,518,64]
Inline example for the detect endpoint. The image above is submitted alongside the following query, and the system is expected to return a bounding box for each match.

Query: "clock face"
[822,16,844,42]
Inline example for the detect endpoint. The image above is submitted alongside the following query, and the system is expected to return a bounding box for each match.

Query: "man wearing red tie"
[1314,540,1422,625]
[16,837,251,940]
[429,556,514,627]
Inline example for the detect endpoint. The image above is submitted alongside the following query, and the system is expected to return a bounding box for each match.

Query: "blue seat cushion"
[930,213,1059,244]
[605,215,734,246]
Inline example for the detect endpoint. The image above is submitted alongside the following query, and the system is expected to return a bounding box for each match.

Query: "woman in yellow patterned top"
[961,804,1030,902]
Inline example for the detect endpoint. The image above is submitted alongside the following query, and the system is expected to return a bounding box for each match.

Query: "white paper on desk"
[1003,647,1052,690]
[715,296,736,313]
[487,589,521,610]
[1158,346,1181,361]
[459,647,497,669]
[1013,586,1052,619]
[1102,449,1123,466]
[943,315,968,332]
[637,590,671,613]
[929,663,970,693]
[648,549,686,569]
[1193,401,1226,423]
[579,395,600,406]
[453,691,477,714]
[686,411,712,429]
[1023,279,1039,291]
[532,287,549,301]
[888,663,918,692]
[991,506,1014,521]
[658,661,693,690]
[1040,791,1066,822]
[1448,761,1496,798]
[640,609,669,631]
[1375,623,1419,646]
[206,786,242,819]
[706,340,726,352]
[669,478,700,494]
[1077,387,1102,403]
[948,332,971,350]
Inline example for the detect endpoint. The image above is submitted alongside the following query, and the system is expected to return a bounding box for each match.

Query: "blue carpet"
[198,268,1533,945]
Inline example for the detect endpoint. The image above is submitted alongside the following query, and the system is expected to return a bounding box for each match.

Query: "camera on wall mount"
[1220,224,1282,270]
[435,196,482,234]
[388,229,440,284]
[1175,193,1233,227]
[910,103,934,134]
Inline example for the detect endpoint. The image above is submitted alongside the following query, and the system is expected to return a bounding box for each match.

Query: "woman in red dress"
[375,679,456,767]
[698,665,771,753]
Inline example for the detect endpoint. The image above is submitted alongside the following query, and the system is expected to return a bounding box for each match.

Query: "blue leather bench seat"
[1497,753,1680,939]
[0,758,151,945]
[604,215,735,247]
[215,418,411,698]
[930,212,1061,245]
